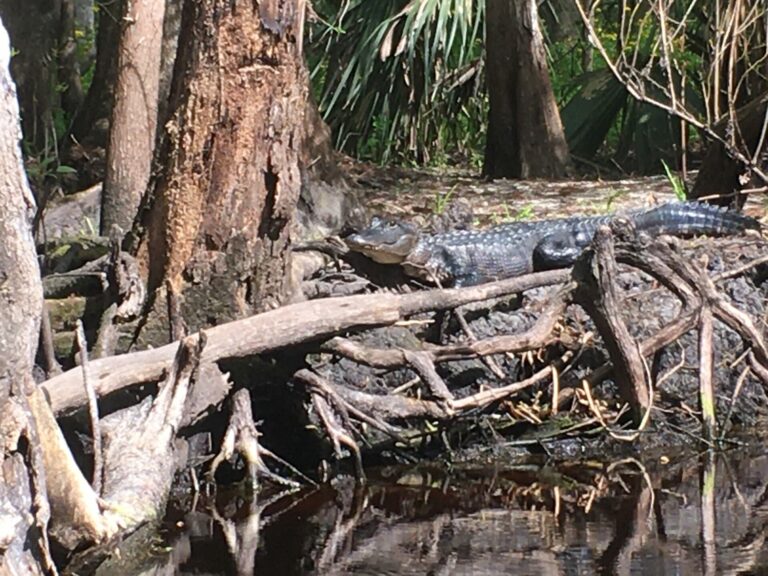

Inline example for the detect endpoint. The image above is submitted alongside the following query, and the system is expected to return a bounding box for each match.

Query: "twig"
[551,364,560,416]
[76,320,102,495]
[572,0,768,185]
[712,253,768,283]
[39,302,62,377]
[321,288,571,366]
[655,347,686,388]
[259,446,317,487]
[719,365,751,440]
[296,370,408,436]
[402,350,453,403]
[451,306,507,380]
[453,351,574,411]
[748,350,768,385]
[699,306,716,440]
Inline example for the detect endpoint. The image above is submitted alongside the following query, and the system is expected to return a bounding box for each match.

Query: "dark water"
[113,449,768,575]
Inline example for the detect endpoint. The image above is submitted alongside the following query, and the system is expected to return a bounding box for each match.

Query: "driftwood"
[31,334,205,548]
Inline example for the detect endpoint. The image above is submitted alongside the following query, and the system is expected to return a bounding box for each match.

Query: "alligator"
[345,202,762,287]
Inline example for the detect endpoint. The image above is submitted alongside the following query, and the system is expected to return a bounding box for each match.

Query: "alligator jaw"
[344,233,418,264]
[345,218,421,264]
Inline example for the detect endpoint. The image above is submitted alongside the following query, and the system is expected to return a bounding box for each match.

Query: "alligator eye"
[369,216,399,230]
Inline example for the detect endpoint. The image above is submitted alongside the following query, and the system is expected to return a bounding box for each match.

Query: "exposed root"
[296,370,366,479]
[573,225,650,423]
[208,388,301,489]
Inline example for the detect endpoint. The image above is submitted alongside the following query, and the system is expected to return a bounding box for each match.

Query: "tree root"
[32,228,768,539]
[208,388,302,489]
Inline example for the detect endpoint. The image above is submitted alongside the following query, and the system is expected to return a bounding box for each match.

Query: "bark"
[0,29,42,391]
[135,0,308,345]
[0,0,61,151]
[101,0,165,234]
[483,0,570,179]
[0,18,51,574]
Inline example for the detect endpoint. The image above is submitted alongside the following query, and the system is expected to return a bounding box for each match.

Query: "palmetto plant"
[309,0,765,176]
[308,0,486,165]
[308,0,679,171]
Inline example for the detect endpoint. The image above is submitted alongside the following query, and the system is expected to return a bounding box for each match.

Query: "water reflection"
[154,449,768,575]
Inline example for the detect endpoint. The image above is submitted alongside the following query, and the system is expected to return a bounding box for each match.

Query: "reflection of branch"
[316,487,369,571]
[598,459,655,574]
[210,491,298,576]
[701,451,717,576]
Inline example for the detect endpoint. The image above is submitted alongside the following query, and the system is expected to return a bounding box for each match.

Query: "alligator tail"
[633,202,762,236]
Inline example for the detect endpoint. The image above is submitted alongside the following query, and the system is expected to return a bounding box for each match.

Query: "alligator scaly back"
[630,201,761,236]
[346,202,761,287]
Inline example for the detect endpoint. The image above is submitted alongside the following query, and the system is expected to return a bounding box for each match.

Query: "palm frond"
[308,0,486,164]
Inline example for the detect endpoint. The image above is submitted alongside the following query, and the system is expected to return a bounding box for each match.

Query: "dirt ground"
[345,163,768,226]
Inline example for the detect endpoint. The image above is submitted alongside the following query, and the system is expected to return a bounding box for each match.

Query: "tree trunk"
[101,0,165,235]
[58,0,84,119]
[0,18,44,416]
[0,18,51,574]
[66,0,121,149]
[135,0,307,345]
[483,0,570,179]
[690,93,768,208]
[0,0,61,152]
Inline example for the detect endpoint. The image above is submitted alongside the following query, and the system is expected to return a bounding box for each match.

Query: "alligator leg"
[532,229,595,271]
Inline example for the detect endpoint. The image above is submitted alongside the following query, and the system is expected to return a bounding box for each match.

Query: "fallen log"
[42,269,570,415]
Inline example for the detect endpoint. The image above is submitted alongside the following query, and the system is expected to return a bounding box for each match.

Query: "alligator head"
[345,217,420,264]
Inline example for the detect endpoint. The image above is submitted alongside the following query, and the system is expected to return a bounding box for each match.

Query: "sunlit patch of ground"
[345,162,768,226]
